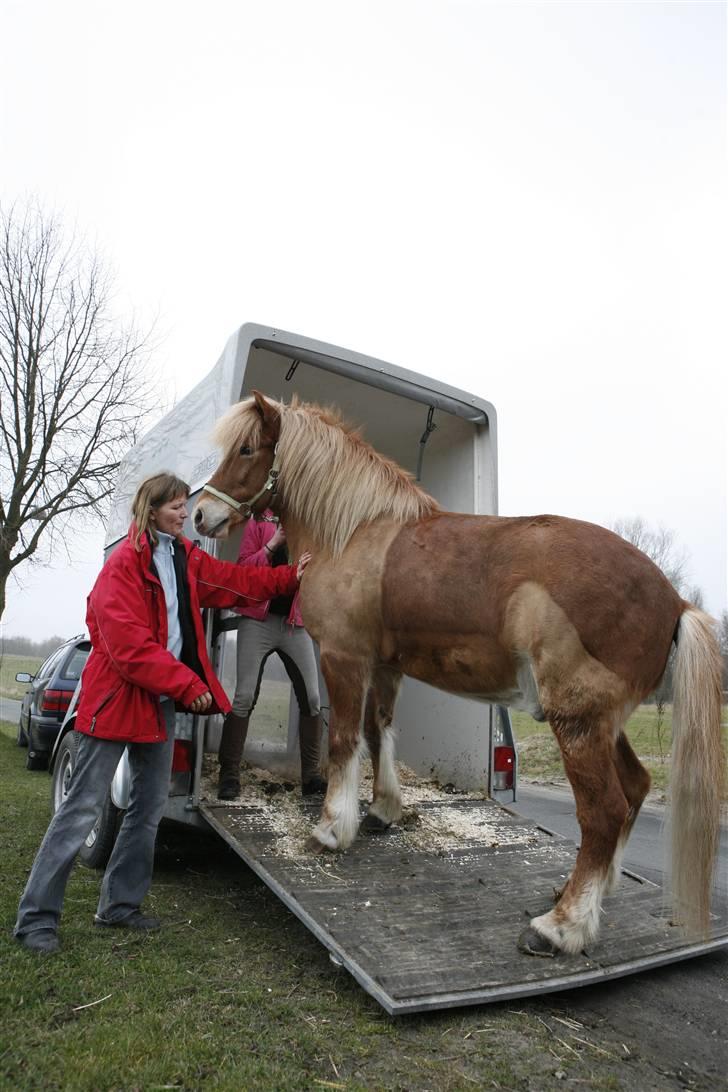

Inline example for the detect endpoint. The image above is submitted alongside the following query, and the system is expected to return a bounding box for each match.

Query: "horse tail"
[669,606,725,937]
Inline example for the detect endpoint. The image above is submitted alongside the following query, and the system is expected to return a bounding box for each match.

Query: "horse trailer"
[51,323,728,1014]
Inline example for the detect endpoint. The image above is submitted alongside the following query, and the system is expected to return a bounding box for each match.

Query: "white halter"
[202,445,280,520]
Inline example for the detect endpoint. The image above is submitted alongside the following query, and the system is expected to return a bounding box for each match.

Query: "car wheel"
[26,725,49,770]
[51,730,121,870]
[17,718,29,748]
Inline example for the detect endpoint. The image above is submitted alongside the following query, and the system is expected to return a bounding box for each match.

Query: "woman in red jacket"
[14,472,310,955]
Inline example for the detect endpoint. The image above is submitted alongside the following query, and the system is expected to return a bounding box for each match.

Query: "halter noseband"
[201,445,280,521]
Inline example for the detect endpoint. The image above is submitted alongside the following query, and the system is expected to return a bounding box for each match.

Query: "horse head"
[193,391,281,539]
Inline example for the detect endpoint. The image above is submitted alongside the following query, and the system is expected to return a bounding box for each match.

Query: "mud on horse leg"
[519,720,629,957]
[307,651,368,854]
[360,667,403,834]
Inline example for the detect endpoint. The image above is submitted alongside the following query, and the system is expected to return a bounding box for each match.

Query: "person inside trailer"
[217,508,327,800]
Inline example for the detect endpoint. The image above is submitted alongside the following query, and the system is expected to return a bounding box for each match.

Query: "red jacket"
[75,527,300,743]
[234,513,304,626]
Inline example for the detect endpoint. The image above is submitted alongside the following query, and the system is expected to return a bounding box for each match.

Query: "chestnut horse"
[193,392,724,957]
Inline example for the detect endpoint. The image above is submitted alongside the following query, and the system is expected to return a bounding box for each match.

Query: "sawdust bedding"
[199,756,539,861]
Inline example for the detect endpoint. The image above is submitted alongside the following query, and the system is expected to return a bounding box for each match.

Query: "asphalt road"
[513,782,728,898]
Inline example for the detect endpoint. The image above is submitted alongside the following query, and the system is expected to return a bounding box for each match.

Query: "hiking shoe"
[94,911,161,931]
[17,929,60,954]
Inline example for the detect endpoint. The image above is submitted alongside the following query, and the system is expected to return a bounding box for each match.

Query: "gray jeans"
[15,701,175,937]
[232,614,321,718]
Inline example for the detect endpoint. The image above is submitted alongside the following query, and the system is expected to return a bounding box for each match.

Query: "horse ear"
[251,390,280,438]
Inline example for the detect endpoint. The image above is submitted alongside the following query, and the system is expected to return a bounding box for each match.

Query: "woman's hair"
[131,472,190,550]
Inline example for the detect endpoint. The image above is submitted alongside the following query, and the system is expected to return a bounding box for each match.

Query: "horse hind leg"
[605,728,651,894]
[520,716,629,957]
[360,666,403,834]
[307,651,368,854]
[552,718,649,900]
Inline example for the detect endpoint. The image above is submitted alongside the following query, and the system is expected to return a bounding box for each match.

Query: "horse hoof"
[517,925,559,959]
[305,834,331,855]
[360,813,392,835]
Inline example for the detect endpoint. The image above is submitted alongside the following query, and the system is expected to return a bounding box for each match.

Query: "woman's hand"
[268,526,287,551]
[296,551,312,580]
[189,691,212,714]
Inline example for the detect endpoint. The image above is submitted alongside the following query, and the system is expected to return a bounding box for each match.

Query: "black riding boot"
[299,714,328,796]
[217,713,250,800]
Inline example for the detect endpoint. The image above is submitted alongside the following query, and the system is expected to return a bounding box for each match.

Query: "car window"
[36,650,59,677]
[62,647,90,682]
[37,648,65,680]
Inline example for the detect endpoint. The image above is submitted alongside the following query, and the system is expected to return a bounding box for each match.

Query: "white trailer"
[101,321,515,799]
[50,323,728,1014]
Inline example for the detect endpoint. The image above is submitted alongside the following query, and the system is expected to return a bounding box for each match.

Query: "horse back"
[380,512,683,696]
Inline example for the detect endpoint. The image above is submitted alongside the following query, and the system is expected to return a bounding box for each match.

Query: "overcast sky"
[1,0,726,642]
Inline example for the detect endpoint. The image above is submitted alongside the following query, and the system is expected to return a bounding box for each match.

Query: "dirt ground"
[536,948,728,1090]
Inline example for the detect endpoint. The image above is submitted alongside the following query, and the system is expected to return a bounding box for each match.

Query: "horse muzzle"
[192,497,232,538]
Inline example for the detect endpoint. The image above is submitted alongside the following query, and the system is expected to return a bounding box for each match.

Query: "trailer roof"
[105,323,497,546]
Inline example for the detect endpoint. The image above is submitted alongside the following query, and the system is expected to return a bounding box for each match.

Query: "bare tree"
[0,200,156,621]
[611,516,690,595]
[718,609,728,693]
[683,584,705,611]
[611,517,707,703]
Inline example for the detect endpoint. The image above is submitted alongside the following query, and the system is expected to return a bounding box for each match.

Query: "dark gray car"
[16,635,91,770]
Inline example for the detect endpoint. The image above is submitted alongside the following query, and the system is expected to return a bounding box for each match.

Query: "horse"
[193,391,725,957]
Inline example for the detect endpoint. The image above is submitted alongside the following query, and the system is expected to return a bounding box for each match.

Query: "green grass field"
[248,679,292,745]
[1,718,678,1091]
[0,653,43,700]
[512,705,728,796]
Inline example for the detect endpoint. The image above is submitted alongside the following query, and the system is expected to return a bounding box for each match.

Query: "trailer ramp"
[198,780,728,1016]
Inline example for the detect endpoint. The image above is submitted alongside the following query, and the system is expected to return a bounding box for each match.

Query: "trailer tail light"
[172,740,193,773]
[492,745,515,791]
[40,689,72,715]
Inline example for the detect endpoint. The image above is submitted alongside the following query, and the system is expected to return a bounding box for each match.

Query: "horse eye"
[239,445,252,457]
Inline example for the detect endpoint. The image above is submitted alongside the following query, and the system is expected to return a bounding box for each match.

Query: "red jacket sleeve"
[237,516,273,567]
[194,548,299,609]
[89,558,209,706]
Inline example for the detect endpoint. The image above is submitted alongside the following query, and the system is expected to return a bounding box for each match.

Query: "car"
[16,634,91,770]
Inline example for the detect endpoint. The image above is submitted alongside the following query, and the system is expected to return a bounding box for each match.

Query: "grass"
[0,719,680,1091]
[249,680,292,745]
[512,704,728,797]
[0,652,42,700]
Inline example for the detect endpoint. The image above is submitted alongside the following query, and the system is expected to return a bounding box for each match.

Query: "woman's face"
[152,495,189,537]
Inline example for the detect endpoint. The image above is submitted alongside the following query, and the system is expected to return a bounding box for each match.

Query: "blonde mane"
[213,396,440,555]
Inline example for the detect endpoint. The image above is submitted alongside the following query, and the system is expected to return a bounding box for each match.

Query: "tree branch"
[0,200,158,618]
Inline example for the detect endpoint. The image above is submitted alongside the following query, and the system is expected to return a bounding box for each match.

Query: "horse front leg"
[306,650,369,854]
[519,720,629,957]
[361,666,403,834]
